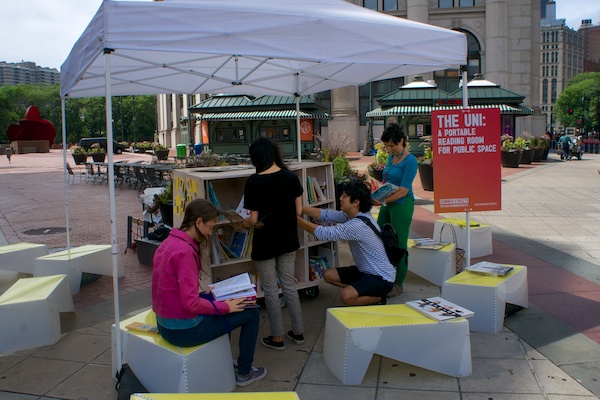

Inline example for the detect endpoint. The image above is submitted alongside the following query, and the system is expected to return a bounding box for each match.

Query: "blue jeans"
[157,308,259,376]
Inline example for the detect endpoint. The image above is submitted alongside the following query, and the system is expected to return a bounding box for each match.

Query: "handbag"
[441,222,466,273]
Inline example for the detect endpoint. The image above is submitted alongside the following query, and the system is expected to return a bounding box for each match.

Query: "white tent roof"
[60,0,466,98]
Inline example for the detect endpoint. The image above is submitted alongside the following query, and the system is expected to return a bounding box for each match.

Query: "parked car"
[79,138,126,154]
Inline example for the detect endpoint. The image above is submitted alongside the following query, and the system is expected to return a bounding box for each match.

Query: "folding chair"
[66,163,85,183]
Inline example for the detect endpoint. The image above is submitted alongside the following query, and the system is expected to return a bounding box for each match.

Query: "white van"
[79,138,126,154]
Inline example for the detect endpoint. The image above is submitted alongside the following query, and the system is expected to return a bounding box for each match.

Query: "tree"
[555,72,600,133]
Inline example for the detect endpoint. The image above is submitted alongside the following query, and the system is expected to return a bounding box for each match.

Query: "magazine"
[208,272,257,302]
[466,261,513,277]
[405,296,474,321]
[125,322,159,334]
[412,238,450,250]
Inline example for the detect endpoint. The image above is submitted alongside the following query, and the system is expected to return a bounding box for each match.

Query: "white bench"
[0,242,48,274]
[0,274,74,353]
[131,393,300,400]
[442,265,528,333]
[324,304,472,385]
[433,218,493,258]
[33,244,123,295]
[408,239,456,286]
[113,309,236,393]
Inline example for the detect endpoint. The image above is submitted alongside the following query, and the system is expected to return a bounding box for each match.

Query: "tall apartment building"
[157,0,544,153]
[580,19,600,72]
[0,61,60,86]
[539,1,584,132]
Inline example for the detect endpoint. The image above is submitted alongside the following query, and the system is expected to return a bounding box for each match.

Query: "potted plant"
[516,136,533,164]
[153,142,169,161]
[367,142,388,182]
[501,135,522,168]
[332,155,366,210]
[87,142,107,162]
[417,143,434,191]
[154,182,173,226]
[70,145,88,165]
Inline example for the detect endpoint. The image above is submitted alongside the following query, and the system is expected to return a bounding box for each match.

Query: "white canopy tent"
[60,0,466,372]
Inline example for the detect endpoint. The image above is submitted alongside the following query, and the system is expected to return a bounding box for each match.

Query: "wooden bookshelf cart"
[173,161,338,299]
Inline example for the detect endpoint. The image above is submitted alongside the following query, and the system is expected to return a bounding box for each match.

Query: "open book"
[412,238,450,250]
[405,296,474,321]
[371,182,400,203]
[208,272,257,302]
[466,261,513,277]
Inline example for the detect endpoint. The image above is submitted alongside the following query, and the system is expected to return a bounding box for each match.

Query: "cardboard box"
[135,238,162,267]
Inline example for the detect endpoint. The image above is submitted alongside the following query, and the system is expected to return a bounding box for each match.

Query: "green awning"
[197,109,331,121]
[366,104,533,118]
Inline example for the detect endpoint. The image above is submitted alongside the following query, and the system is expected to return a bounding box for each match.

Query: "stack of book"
[465,261,513,276]
[210,228,254,264]
[306,176,327,204]
[209,272,257,306]
[308,256,330,281]
[405,297,474,321]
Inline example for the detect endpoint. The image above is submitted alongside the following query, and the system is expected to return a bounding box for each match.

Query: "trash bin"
[194,143,204,155]
[176,144,187,158]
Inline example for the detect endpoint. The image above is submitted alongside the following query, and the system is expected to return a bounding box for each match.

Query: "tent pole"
[295,73,302,162]
[461,65,471,269]
[104,49,123,371]
[61,97,71,253]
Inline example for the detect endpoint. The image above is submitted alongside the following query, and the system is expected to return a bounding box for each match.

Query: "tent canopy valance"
[197,110,331,121]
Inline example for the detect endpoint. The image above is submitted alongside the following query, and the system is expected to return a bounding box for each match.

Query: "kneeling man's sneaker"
[386,284,404,298]
[236,366,267,387]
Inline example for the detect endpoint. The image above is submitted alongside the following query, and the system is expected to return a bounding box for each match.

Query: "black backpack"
[356,216,406,265]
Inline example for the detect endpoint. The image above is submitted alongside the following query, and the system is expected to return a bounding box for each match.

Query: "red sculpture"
[6,105,57,146]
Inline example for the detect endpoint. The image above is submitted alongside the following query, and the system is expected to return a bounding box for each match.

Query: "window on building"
[551,79,557,103]
[383,0,397,11]
[259,126,291,141]
[439,0,453,8]
[359,77,405,126]
[542,79,548,103]
[215,125,247,142]
[459,0,475,6]
[364,0,377,10]
[311,90,331,127]
[434,29,480,93]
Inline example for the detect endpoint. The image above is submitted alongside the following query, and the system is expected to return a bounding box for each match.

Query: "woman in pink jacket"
[152,199,266,387]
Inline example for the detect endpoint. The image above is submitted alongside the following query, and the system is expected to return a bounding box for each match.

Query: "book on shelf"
[126,321,159,334]
[466,261,513,277]
[412,238,450,250]
[219,239,238,260]
[235,195,251,220]
[310,176,327,201]
[229,230,248,258]
[370,181,400,203]
[405,296,474,321]
[209,272,257,302]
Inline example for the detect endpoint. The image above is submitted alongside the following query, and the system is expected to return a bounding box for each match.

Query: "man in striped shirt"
[297,181,396,306]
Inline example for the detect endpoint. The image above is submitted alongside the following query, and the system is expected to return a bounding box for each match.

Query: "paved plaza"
[0,149,600,399]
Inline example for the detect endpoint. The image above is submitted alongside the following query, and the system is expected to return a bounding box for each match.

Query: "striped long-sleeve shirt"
[313,209,396,283]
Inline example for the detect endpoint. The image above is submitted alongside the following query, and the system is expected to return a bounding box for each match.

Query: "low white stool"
[408,239,456,286]
[0,242,48,274]
[324,304,471,385]
[442,265,528,333]
[34,244,123,295]
[113,309,236,393]
[0,274,74,353]
[433,218,493,258]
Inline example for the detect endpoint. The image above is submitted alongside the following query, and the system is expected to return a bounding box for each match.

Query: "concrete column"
[329,86,360,151]
[485,0,509,88]
[407,0,429,23]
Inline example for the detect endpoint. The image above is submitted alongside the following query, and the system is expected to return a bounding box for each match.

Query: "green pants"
[377,197,414,285]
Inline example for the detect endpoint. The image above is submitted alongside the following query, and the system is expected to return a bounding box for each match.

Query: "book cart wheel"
[302,286,320,299]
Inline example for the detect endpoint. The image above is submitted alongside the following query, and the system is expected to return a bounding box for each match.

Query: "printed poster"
[431,108,501,213]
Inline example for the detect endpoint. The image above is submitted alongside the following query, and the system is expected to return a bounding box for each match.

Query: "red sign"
[437,99,463,106]
[299,119,313,141]
[432,108,501,213]
[201,121,209,144]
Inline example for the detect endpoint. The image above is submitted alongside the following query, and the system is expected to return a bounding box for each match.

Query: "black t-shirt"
[244,169,303,261]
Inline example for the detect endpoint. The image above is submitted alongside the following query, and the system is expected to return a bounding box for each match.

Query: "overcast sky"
[1,0,598,71]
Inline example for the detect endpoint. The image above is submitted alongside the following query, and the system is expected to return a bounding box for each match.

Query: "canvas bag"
[356,216,405,265]
[440,222,466,273]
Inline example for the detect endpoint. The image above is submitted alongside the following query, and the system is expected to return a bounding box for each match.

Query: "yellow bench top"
[0,275,67,305]
[328,304,465,328]
[437,217,489,228]
[131,393,299,400]
[0,242,46,254]
[36,244,111,261]
[445,265,525,287]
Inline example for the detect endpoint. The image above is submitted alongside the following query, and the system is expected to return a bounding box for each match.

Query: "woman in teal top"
[376,123,417,296]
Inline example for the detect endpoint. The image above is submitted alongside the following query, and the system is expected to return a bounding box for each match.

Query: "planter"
[501,150,522,168]
[520,148,534,164]
[418,163,434,191]
[72,153,87,165]
[155,150,169,161]
[91,152,106,162]
[367,165,384,182]
[541,148,549,160]
[532,147,544,162]
[159,203,174,226]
